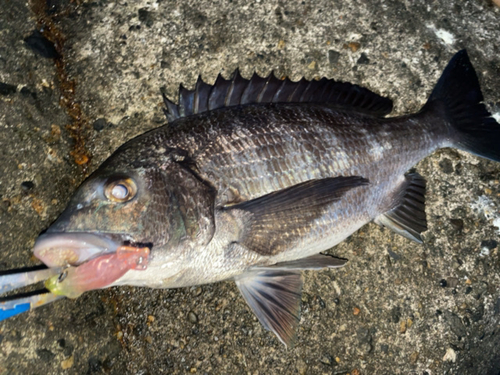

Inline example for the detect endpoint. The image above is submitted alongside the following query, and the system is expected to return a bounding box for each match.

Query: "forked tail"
[423,50,500,162]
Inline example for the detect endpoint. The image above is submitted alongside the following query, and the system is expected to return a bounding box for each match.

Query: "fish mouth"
[34,232,151,298]
[33,232,122,268]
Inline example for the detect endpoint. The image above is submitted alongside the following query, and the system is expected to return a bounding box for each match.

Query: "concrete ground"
[1,0,499,374]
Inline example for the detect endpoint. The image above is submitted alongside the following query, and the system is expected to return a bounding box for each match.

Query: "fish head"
[34,141,215,295]
[34,168,153,267]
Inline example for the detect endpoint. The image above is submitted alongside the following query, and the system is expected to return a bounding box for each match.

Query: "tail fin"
[423,50,500,162]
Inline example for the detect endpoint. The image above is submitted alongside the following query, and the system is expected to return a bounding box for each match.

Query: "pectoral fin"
[235,269,303,346]
[227,176,369,255]
[268,253,347,270]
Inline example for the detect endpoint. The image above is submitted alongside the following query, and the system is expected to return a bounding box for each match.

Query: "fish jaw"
[45,246,150,298]
[34,231,152,298]
[33,232,122,267]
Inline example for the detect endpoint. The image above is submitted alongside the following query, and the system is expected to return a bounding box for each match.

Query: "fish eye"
[104,178,137,202]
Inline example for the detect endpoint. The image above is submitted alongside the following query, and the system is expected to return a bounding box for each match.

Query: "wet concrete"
[1,0,499,374]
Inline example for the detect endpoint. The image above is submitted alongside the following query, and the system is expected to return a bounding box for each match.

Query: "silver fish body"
[112,104,442,287]
[31,50,500,345]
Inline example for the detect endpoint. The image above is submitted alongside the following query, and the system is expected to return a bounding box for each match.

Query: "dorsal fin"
[163,70,393,122]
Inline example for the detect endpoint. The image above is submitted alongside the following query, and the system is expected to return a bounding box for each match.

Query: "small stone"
[189,367,197,373]
[391,306,401,323]
[471,304,484,322]
[138,8,155,27]
[93,118,107,131]
[439,279,447,287]
[346,42,360,52]
[20,86,35,98]
[147,315,155,323]
[88,357,102,373]
[21,181,35,192]
[328,50,340,66]
[357,327,370,343]
[465,279,472,285]
[357,53,370,65]
[318,296,326,308]
[351,369,360,375]
[31,198,45,216]
[410,351,419,364]
[36,348,55,362]
[320,354,334,366]
[387,248,401,260]
[188,311,198,323]
[480,239,497,250]
[443,347,457,362]
[277,40,286,49]
[24,30,59,59]
[353,307,360,315]
[73,153,89,165]
[61,355,74,370]
[0,82,16,95]
[307,61,317,70]
[399,320,407,334]
[465,286,472,294]
[444,311,466,338]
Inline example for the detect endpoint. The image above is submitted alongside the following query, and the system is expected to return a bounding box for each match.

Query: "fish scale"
[167,105,443,208]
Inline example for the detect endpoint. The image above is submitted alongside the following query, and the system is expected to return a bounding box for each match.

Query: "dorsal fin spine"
[271,78,286,102]
[163,70,393,122]
[256,73,270,102]
[193,76,201,115]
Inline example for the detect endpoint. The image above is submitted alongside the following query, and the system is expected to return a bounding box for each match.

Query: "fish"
[2,50,499,345]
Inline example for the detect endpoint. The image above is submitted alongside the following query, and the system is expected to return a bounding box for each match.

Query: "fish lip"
[33,232,122,268]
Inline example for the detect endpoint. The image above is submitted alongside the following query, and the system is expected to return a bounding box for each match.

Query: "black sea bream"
[28,50,500,344]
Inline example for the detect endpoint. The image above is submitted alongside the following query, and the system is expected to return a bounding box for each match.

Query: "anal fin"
[375,173,427,243]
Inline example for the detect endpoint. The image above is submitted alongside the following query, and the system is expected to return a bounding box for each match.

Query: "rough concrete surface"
[1,0,499,374]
